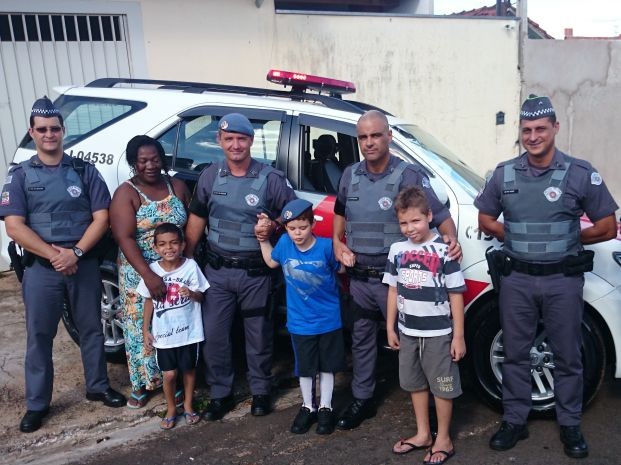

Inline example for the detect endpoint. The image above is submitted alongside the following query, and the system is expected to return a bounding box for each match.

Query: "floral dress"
[119,179,187,392]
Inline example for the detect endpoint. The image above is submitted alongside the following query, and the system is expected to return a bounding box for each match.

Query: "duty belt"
[509,258,565,276]
[206,249,269,274]
[345,264,385,281]
[505,250,594,277]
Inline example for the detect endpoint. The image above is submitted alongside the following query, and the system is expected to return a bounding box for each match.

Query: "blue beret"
[281,199,313,223]
[31,96,61,118]
[520,94,555,120]
[219,113,254,137]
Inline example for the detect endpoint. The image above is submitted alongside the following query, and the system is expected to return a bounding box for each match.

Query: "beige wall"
[135,0,521,177]
[524,40,621,204]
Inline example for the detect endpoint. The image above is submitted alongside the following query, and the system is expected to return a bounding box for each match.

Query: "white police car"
[4,70,621,415]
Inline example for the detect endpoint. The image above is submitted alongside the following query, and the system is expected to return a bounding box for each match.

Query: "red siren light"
[267,69,356,95]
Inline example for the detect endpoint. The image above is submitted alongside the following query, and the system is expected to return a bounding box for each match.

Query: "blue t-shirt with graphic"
[271,235,341,336]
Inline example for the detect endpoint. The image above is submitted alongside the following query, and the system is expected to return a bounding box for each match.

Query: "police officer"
[0,97,126,433]
[475,95,618,458]
[333,110,461,430]
[185,113,296,420]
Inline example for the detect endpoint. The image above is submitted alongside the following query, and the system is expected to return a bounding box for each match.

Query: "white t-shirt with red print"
[137,258,209,349]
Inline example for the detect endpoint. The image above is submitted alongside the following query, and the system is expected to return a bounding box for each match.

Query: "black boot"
[560,425,589,459]
[336,398,376,430]
[489,421,528,451]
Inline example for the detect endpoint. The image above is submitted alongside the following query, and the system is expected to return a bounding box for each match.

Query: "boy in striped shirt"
[384,186,466,465]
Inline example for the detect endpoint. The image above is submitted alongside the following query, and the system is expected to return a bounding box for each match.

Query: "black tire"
[61,261,126,362]
[465,297,606,416]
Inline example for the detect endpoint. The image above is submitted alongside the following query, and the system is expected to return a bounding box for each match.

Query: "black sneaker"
[336,398,376,430]
[489,421,529,451]
[316,407,335,435]
[290,406,317,434]
[203,395,236,421]
[560,425,589,459]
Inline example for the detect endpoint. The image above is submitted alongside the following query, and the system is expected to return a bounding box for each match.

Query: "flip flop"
[184,411,201,425]
[127,391,149,409]
[423,448,455,465]
[175,389,184,408]
[159,416,177,430]
[392,439,433,455]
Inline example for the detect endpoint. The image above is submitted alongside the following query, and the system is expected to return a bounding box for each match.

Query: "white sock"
[299,377,315,411]
[319,372,334,410]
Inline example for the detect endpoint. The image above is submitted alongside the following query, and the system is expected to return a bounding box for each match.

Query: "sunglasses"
[33,126,63,134]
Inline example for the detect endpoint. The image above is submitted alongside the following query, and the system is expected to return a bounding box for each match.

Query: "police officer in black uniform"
[333,110,461,430]
[475,95,618,458]
[0,97,126,433]
[185,113,296,420]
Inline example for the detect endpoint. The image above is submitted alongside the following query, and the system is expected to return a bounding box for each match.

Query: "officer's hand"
[50,245,79,272]
[451,335,466,361]
[444,235,462,262]
[61,263,78,276]
[144,271,167,302]
[334,240,356,267]
[255,213,274,242]
[387,328,400,350]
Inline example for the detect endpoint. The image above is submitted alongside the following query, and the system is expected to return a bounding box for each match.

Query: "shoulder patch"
[590,172,602,186]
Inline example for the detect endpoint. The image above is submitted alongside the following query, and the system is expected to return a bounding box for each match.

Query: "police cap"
[281,199,313,223]
[31,96,61,119]
[520,94,555,121]
[219,113,254,137]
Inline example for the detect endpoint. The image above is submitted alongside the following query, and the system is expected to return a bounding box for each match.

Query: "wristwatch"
[72,246,84,258]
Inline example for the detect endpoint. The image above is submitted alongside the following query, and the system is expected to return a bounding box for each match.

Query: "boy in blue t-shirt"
[257,199,345,435]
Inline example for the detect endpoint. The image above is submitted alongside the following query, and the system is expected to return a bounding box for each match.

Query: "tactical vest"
[207,161,272,253]
[345,161,407,255]
[501,161,581,262]
[21,156,92,243]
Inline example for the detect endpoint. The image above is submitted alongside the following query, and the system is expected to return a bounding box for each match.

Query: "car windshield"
[394,124,484,198]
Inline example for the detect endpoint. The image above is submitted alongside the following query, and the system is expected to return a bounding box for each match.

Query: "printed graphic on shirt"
[281,259,325,300]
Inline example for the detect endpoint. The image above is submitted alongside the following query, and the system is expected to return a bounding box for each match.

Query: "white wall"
[524,39,621,205]
[136,0,521,177]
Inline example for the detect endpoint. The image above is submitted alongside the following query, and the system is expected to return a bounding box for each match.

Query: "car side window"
[167,114,282,173]
[298,121,359,195]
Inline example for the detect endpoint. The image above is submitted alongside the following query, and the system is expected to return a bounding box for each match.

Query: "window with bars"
[0,14,123,42]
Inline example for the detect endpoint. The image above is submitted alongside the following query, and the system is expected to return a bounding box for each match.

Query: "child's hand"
[255,213,273,242]
[451,335,466,361]
[143,330,155,354]
[387,329,400,350]
[179,286,191,298]
[341,250,356,267]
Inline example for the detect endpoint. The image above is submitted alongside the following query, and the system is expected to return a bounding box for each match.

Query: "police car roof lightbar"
[267,70,356,95]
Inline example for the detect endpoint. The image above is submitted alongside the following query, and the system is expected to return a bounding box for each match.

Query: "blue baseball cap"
[31,96,61,119]
[281,199,313,223]
[219,113,254,137]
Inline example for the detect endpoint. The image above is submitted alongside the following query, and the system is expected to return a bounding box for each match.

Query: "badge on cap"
[543,186,562,202]
[283,209,293,220]
[590,172,602,186]
[220,120,229,130]
[245,194,259,206]
[67,185,82,198]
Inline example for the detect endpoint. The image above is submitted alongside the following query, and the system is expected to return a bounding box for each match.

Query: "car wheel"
[61,262,126,361]
[466,298,606,416]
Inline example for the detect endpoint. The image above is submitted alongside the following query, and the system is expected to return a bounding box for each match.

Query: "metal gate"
[0,12,133,168]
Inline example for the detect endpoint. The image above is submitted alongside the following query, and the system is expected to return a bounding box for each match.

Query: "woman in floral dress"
[110,135,191,408]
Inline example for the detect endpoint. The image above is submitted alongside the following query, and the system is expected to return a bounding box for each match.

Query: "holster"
[205,249,223,270]
[563,250,595,276]
[7,241,25,282]
[485,246,509,293]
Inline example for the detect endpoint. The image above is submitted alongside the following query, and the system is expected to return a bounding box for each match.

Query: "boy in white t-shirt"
[384,187,466,465]
[138,223,209,430]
